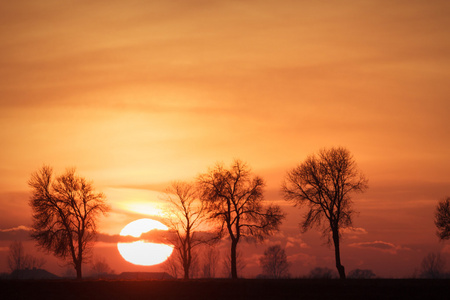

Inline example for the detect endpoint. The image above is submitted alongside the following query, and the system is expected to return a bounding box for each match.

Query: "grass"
[1,278,449,300]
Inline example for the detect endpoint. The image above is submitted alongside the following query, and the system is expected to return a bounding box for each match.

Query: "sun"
[117,218,174,266]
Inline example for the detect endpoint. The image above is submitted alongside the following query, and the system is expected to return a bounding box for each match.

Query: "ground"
[1,279,449,300]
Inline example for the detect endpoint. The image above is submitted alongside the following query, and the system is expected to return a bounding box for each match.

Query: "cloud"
[286,236,309,249]
[262,233,310,250]
[0,226,172,244]
[0,225,32,233]
[287,252,316,267]
[349,241,410,254]
[0,225,174,245]
[340,227,368,240]
[97,229,217,246]
[96,229,173,244]
[0,226,32,241]
[0,225,215,248]
[341,227,368,235]
[96,233,138,244]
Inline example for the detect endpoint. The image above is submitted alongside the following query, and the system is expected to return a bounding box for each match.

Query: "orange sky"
[1,0,449,278]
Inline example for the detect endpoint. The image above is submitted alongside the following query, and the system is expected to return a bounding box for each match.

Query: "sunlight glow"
[123,203,164,217]
[117,218,173,266]
[106,188,167,217]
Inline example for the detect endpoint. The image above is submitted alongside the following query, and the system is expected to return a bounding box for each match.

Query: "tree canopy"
[435,197,450,241]
[163,181,212,279]
[259,245,290,279]
[198,160,284,279]
[28,166,109,279]
[282,147,368,279]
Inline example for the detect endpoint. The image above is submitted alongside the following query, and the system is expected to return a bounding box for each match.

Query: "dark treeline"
[14,146,450,280]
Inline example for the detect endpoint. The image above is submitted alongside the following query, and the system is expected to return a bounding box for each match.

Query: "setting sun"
[117,219,173,266]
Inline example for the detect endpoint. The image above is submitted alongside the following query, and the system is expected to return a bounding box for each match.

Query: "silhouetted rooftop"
[10,268,60,280]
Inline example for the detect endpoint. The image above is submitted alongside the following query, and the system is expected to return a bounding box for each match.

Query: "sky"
[1,0,449,278]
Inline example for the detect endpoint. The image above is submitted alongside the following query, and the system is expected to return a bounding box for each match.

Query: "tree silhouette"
[161,252,181,279]
[90,256,114,278]
[7,241,29,272]
[419,252,446,278]
[282,147,368,279]
[28,166,109,279]
[435,197,450,240]
[198,160,284,279]
[201,246,220,278]
[259,245,290,278]
[163,181,212,279]
[7,241,45,272]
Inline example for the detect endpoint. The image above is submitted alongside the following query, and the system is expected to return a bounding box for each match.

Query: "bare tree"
[282,147,368,279]
[198,160,284,279]
[163,181,211,279]
[7,241,39,271]
[90,256,114,278]
[162,247,201,279]
[201,246,220,278]
[7,241,28,272]
[259,245,290,278]
[419,252,446,279]
[28,166,109,279]
[26,255,46,270]
[161,252,181,279]
[435,197,450,241]
[7,241,46,272]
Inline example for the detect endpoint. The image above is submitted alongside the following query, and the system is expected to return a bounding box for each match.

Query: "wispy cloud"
[287,252,316,267]
[0,225,32,241]
[341,227,368,239]
[0,225,32,232]
[97,229,216,246]
[262,233,309,250]
[96,229,172,244]
[286,236,309,249]
[0,226,176,245]
[341,227,368,235]
[349,241,410,254]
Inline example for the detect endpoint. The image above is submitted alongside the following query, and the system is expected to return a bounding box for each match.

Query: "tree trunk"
[332,229,346,279]
[230,239,238,279]
[183,266,189,279]
[75,262,82,280]
[76,235,83,280]
[183,253,190,280]
[183,227,191,280]
[181,251,190,280]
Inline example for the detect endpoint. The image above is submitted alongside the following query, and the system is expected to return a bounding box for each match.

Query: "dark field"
[1,279,449,300]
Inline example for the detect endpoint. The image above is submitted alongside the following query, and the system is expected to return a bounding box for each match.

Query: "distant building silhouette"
[10,268,59,280]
